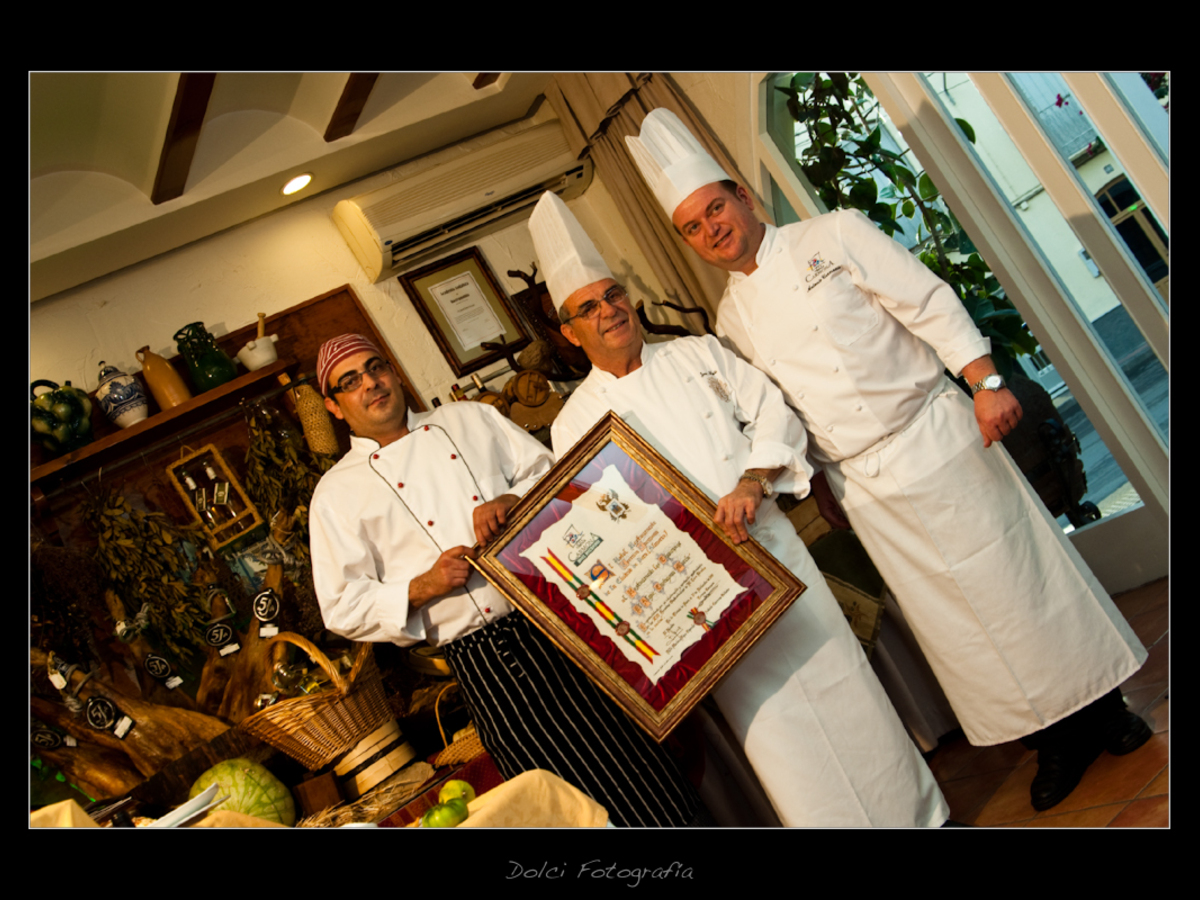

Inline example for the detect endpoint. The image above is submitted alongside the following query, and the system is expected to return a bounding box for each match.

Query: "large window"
[754,72,1168,530]
[1096,176,1168,298]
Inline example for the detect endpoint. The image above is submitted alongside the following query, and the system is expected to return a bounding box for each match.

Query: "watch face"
[986,375,1003,390]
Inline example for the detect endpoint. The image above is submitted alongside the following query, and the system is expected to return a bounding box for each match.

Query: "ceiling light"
[281,174,313,196]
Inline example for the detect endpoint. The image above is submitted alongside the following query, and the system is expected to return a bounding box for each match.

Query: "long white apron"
[713,504,948,827]
[823,381,1147,746]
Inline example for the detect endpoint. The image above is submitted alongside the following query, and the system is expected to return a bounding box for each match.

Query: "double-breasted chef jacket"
[309,402,702,827]
[552,335,948,828]
[716,209,1147,746]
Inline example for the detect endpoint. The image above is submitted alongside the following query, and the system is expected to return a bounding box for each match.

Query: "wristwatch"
[739,471,774,499]
[970,373,1006,395]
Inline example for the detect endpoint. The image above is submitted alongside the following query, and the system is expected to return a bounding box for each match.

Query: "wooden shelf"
[31,359,295,488]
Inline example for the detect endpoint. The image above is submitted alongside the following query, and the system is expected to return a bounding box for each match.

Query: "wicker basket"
[432,682,486,767]
[239,633,392,771]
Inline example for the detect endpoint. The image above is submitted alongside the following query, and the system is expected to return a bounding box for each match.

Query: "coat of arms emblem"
[597,489,630,521]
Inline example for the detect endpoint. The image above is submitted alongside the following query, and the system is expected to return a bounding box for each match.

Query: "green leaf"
[955,118,976,144]
[829,72,852,100]
[791,73,816,92]
[867,203,903,234]
[918,173,940,201]
[902,199,915,219]
[849,178,878,209]
[892,165,916,190]
[856,126,882,150]
[820,144,847,170]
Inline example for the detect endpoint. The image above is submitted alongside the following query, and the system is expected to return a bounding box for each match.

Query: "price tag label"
[86,696,118,731]
[205,621,234,647]
[49,671,67,690]
[260,624,278,638]
[32,728,63,750]
[113,716,134,740]
[219,642,241,657]
[253,589,280,620]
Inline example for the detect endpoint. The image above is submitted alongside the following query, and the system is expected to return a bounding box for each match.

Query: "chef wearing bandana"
[308,332,706,827]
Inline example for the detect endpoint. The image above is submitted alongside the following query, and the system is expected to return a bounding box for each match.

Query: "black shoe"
[1030,740,1103,812]
[1103,709,1153,756]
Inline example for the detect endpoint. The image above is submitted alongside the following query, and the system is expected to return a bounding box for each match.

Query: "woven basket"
[432,682,486,767]
[239,633,392,771]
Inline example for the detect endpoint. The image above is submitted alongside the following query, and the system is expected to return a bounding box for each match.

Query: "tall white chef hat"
[528,191,614,313]
[626,108,732,219]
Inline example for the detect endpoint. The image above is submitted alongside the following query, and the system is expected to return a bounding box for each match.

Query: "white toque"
[626,108,732,219]
[528,191,614,313]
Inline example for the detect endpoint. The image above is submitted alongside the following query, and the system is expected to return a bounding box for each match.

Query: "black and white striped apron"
[442,613,699,827]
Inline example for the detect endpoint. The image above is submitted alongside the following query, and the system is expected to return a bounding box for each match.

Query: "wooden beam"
[324,73,379,142]
[151,73,216,205]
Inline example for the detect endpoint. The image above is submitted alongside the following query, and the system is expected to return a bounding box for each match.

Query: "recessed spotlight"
[282,173,313,196]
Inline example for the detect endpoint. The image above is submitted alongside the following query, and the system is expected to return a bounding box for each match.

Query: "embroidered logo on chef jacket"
[804,251,843,292]
[699,370,732,403]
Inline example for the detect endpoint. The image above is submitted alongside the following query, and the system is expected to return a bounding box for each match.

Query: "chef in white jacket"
[532,190,948,828]
[308,333,706,827]
[627,108,1151,812]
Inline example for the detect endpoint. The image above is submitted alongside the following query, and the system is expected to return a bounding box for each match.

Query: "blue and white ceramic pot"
[96,361,149,428]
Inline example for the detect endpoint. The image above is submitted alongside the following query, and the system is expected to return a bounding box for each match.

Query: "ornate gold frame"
[471,412,804,742]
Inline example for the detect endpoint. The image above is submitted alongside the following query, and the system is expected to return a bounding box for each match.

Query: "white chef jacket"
[310,403,552,648]
[717,210,990,464]
[552,335,948,828]
[715,210,1147,745]
[310,402,704,827]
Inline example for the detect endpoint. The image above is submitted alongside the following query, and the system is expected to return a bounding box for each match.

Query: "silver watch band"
[739,472,773,499]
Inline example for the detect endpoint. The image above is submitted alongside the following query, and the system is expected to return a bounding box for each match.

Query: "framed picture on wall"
[397,247,531,377]
[470,412,805,742]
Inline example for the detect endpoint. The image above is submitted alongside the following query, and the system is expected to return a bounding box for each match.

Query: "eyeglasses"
[562,285,628,325]
[330,357,392,395]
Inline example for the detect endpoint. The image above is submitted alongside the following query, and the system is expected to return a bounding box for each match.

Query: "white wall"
[29,124,679,408]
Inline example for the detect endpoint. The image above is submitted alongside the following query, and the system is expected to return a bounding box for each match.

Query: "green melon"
[189,758,296,826]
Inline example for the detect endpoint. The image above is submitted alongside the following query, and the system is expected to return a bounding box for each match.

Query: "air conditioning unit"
[333,120,593,282]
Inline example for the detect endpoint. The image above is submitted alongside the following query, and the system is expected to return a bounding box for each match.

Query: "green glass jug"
[173,322,238,393]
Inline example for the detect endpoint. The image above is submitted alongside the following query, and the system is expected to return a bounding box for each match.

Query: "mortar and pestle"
[237,313,280,371]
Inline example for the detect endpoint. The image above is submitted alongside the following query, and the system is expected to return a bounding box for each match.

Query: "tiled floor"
[927,576,1169,827]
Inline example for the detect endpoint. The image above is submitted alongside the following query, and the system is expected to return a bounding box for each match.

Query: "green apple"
[438,779,476,805]
[421,798,469,828]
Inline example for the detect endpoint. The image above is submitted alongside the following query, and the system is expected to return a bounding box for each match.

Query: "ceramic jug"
[96,361,149,428]
[31,379,94,457]
[173,322,238,392]
[136,345,193,410]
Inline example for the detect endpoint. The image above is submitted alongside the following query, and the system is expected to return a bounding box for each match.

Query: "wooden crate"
[165,443,264,551]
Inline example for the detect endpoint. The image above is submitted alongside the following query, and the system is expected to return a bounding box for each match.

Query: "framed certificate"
[471,412,804,742]
[397,247,531,378]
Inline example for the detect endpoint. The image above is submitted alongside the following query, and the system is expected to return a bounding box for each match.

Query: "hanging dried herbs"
[243,399,335,637]
[80,487,211,664]
[30,543,108,670]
